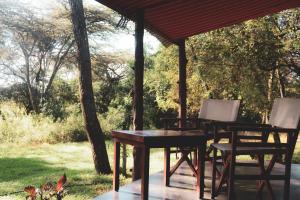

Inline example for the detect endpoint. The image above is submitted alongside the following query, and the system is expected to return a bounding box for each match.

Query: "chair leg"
[257,155,275,200]
[169,152,187,176]
[257,155,277,195]
[216,154,231,195]
[164,147,170,186]
[228,154,235,200]
[170,149,197,177]
[185,154,198,177]
[206,138,223,178]
[211,148,217,199]
[284,148,292,200]
[193,149,197,166]
[207,137,222,157]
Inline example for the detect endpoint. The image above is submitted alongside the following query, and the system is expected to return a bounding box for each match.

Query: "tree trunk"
[265,69,275,123]
[21,43,39,113]
[44,39,75,99]
[121,144,127,177]
[26,81,38,113]
[68,0,111,174]
[121,106,131,177]
[276,68,286,98]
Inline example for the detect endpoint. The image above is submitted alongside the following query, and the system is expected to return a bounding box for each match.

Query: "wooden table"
[112,129,207,200]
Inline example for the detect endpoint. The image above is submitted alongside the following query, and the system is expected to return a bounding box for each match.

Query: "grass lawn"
[1,140,300,200]
[0,141,170,200]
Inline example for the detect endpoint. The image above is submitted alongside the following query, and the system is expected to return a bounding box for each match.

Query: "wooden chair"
[163,99,240,185]
[199,99,240,163]
[211,98,300,200]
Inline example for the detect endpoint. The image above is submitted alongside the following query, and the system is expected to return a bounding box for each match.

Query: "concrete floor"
[94,161,300,200]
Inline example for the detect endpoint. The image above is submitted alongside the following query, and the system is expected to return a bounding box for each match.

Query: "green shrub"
[0,101,49,143]
[47,114,87,143]
[99,106,126,136]
[0,101,87,144]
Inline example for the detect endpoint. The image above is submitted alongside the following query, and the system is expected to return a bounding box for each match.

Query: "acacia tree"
[0,0,118,114]
[68,0,111,174]
[0,3,75,113]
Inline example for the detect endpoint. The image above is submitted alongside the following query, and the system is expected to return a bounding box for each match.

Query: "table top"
[112,130,206,147]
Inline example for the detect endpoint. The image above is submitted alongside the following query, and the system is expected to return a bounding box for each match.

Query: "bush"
[99,106,127,137]
[0,101,87,144]
[47,114,87,143]
[0,101,52,143]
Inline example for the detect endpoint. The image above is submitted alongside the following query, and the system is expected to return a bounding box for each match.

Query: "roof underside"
[96,0,300,45]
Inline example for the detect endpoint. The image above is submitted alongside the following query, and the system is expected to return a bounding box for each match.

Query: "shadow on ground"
[0,157,63,182]
[0,157,113,198]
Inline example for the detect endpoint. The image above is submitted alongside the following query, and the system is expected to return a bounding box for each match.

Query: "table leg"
[164,147,170,186]
[197,140,206,199]
[141,146,150,200]
[113,141,120,191]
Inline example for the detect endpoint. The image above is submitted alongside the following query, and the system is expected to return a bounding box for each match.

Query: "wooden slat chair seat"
[211,98,300,200]
[211,143,287,155]
[162,99,240,184]
[206,130,232,140]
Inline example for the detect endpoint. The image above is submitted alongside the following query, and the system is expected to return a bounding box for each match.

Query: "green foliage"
[1,5,299,144]
[0,83,35,113]
[1,141,300,199]
[42,79,79,121]
[98,65,133,135]
[0,101,86,144]
[0,0,120,114]
[0,142,119,200]
[145,46,179,111]
[97,53,166,135]
[0,142,172,199]
[146,9,300,122]
[93,80,118,114]
[99,106,126,136]
[91,52,130,114]
[47,111,86,143]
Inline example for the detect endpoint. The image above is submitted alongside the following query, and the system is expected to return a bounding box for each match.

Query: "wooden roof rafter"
[96,0,300,45]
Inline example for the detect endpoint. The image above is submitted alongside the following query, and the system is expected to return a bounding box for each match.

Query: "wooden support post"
[178,39,188,128]
[132,10,144,181]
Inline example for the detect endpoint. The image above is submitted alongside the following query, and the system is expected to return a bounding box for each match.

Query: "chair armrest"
[160,117,199,122]
[230,122,271,127]
[167,127,200,131]
[160,117,179,122]
[160,117,202,129]
[206,121,271,128]
[228,126,298,133]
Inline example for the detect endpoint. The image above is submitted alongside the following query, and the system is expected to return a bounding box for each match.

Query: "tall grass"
[0,101,86,144]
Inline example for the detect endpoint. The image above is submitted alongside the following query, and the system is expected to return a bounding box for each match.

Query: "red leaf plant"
[24,174,67,200]
[56,173,67,200]
[24,186,38,200]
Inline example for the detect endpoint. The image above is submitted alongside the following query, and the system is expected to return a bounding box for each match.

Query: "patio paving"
[95,161,300,200]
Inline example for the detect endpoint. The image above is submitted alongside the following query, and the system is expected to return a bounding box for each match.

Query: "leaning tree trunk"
[276,67,286,98]
[21,44,39,113]
[69,0,111,174]
[264,69,275,124]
